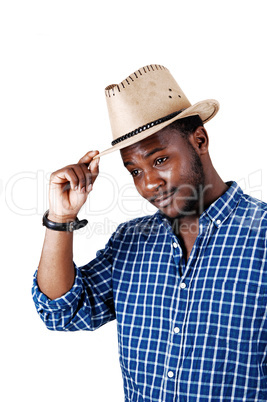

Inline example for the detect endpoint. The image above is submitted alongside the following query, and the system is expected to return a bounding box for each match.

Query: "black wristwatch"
[42,210,88,232]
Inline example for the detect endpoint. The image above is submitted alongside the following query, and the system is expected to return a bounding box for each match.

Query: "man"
[32,65,267,401]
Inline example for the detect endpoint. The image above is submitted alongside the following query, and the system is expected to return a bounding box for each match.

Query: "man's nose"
[144,170,165,192]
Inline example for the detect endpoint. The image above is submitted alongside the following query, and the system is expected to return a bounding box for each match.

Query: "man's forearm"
[36,151,99,301]
[37,228,75,300]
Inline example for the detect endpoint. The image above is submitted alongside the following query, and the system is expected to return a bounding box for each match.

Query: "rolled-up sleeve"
[32,235,117,332]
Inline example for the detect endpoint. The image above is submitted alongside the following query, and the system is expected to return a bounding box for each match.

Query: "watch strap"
[42,210,88,232]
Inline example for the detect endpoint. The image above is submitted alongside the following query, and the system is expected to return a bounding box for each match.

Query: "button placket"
[171,237,184,278]
[167,233,189,390]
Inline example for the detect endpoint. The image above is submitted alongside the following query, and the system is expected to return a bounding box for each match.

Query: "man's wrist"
[43,210,88,232]
[48,212,78,224]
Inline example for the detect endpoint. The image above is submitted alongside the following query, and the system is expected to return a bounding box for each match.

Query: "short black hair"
[168,115,203,138]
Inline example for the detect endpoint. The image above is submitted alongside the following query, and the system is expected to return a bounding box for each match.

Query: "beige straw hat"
[97,64,219,158]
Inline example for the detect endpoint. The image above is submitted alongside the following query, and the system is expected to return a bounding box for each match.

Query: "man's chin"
[158,207,184,220]
[158,204,197,220]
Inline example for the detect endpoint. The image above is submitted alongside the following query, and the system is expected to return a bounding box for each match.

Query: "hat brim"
[95,99,219,158]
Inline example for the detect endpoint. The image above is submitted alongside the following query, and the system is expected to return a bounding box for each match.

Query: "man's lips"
[151,190,176,208]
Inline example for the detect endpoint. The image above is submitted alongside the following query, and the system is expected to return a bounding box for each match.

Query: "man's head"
[120,116,211,219]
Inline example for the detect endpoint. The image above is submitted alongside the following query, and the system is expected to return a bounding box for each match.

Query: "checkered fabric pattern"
[32,181,267,401]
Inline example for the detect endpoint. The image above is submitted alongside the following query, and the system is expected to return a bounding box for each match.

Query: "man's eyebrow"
[144,147,167,159]
[123,147,167,168]
[123,161,134,167]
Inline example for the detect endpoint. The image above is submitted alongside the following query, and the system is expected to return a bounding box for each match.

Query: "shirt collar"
[155,181,243,229]
[202,181,243,227]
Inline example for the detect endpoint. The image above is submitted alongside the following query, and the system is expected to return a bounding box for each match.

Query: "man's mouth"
[151,190,176,208]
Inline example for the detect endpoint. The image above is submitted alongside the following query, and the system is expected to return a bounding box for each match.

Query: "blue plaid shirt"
[32,181,267,401]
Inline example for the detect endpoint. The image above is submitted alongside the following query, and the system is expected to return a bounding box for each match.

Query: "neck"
[169,163,229,234]
[201,161,229,212]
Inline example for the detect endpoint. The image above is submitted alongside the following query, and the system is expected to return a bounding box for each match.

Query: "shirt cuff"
[32,264,83,313]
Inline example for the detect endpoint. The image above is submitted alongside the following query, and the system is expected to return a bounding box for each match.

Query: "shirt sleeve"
[32,234,116,332]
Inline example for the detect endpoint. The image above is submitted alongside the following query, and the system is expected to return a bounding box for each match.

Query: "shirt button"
[167,371,174,378]
[216,219,221,225]
[173,327,180,333]
[172,242,178,248]
[180,282,186,289]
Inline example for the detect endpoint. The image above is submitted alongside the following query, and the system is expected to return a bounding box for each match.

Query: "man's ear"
[190,126,209,155]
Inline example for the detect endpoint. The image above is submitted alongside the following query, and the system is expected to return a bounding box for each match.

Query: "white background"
[1,1,266,401]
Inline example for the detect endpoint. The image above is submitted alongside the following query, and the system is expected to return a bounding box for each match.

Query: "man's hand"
[48,150,99,222]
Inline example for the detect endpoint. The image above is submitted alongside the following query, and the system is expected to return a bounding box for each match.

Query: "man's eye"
[155,157,167,165]
[130,169,140,177]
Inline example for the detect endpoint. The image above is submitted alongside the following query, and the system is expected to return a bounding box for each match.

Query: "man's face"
[120,126,205,219]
